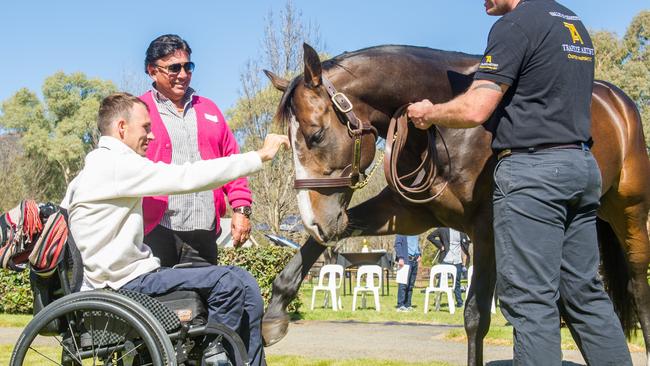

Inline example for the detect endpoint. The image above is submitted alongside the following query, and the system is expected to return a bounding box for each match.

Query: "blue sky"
[1,1,647,112]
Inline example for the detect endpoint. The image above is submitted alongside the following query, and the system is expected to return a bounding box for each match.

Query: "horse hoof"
[261,313,289,347]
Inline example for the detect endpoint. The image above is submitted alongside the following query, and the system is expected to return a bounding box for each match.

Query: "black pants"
[493,148,631,365]
[144,225,219,267]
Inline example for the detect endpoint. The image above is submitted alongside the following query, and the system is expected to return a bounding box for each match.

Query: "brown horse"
[262,43,650,365]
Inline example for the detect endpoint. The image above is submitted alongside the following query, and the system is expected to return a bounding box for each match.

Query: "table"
[336,252,392,296]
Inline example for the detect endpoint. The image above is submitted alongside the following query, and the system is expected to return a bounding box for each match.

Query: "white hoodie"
[61,136,263,289]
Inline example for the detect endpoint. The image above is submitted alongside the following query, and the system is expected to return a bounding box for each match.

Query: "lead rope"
[384,105,451,204]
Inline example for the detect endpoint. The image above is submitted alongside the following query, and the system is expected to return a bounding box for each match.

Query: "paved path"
[2,321,646,365]
[265,320,647,365]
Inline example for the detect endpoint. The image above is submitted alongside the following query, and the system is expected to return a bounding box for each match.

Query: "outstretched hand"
[256,134,290,162]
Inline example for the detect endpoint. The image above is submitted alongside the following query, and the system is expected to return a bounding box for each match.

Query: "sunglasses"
[154,61,195,75]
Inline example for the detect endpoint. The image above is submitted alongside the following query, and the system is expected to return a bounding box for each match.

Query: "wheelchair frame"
[10,236,250,366]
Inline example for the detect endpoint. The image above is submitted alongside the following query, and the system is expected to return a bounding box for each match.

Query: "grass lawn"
[298,280,646,351]
[0,278,645,365]
[0,344,452,366]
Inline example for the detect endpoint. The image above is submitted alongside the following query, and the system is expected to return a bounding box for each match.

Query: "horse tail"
[597,217,636,338]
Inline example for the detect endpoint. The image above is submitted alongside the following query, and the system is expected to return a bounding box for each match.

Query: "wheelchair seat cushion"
[153,290,208,325]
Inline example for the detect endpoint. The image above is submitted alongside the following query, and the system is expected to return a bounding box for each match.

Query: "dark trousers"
[442,262,463,306]
[493,148,631,365]
[123,266,266,366]
[144,225,219,267]
[397,259,418,308]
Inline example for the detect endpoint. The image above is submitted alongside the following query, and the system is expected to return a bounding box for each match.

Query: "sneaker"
[396,306,409,312]
[406,306,415,312]
[202,341,231,366]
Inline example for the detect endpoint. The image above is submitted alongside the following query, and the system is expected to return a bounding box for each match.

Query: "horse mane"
[274,45,482,125]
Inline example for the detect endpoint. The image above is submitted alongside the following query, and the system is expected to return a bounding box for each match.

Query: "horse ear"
[264,69,289,92]
[303,43,322,88]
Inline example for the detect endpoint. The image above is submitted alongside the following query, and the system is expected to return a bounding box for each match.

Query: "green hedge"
[0,245,300,315]
[218,246,302,313]
[0,269,32,314]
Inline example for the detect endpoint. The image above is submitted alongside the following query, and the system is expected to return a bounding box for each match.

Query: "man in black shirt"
[408,0,632,364]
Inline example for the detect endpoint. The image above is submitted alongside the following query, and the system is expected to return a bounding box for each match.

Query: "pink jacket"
[140,91,253,234]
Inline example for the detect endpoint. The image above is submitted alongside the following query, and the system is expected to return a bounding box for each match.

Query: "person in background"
[140,34,253,267]
[394,234,421,312]
[427,227,470,308]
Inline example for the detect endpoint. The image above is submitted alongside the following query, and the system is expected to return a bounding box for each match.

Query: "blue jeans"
[397,259,418,308]
[442,262,463,306]
[122,265,266,366]
[493,148,631,365]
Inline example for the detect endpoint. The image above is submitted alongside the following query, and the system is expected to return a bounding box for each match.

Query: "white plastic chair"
[467,266,496,314]
[310,264,344,311]
[424,264,457,314]
[352,265,382,311]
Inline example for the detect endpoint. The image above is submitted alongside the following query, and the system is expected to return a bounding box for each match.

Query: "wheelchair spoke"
[89,314,97,366]
[53,334,83,365]
[67,316,82,361]
[105,320,142,363]
[113,342,143,364]
[27,345,63,365]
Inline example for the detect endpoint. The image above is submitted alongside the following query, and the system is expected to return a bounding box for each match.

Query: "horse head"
[265,43,378,244]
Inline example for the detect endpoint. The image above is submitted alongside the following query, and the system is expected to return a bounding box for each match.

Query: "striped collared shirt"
[151,86,216,231]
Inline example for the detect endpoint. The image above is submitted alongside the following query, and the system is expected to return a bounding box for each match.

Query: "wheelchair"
[10,233,249,365]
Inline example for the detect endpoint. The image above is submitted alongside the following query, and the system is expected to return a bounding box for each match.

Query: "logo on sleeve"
[563,22,584,44]
[561,22,594,62]
[479,55,499,71]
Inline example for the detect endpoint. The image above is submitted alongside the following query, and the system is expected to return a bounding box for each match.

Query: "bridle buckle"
[332,92,353,113]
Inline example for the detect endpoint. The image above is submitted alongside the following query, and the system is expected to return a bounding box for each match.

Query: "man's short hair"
[144,34,192,74]
[97,93,148,135]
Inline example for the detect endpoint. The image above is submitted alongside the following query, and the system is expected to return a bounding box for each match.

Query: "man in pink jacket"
[140,34,252,267]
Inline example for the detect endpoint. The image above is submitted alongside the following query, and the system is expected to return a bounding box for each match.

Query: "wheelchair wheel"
[11,291,176,366]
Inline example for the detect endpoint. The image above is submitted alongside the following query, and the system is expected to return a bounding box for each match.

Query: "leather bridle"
[290,76,449,203]
[292,75,379,190]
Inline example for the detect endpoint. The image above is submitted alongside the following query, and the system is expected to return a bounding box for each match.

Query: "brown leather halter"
[292,75,378,190]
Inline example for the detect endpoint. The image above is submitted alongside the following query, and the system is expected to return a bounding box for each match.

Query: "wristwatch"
[233,206,252,218]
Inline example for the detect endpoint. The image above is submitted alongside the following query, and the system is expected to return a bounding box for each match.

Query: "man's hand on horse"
[407,100,435,130]
[231,213,252,247]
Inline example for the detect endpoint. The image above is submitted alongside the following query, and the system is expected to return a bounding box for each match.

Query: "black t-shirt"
[474,0,595,150]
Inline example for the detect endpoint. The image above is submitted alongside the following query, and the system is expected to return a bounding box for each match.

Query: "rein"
[384,105,450,203]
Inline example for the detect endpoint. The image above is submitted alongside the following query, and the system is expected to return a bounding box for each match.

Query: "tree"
[227,1,323,236]
[591,11,650,147]
[0,72,116,203]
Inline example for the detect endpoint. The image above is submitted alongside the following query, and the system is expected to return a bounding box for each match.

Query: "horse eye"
[310,129,325,145]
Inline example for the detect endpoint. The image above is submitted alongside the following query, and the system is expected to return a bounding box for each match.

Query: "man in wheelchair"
[55,93,288,365]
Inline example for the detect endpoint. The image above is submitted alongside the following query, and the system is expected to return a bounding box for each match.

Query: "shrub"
[218,245,302,313]
[0,245,301,315]
[0,269,32,314]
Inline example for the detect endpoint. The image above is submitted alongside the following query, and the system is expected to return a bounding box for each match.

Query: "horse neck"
[325,56,476,139]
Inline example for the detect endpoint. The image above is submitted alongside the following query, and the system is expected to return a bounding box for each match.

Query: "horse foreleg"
[262,237,326,346]
[464,214,496,366]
